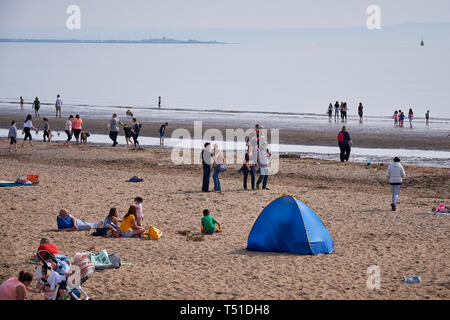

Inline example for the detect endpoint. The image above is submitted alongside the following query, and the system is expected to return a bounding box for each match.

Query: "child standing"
[123,124,134,148]
[201,209,221,235]
[134,197,143,227]
[8,121,18,152]
[393,110,399,127]
[43,118,51,142]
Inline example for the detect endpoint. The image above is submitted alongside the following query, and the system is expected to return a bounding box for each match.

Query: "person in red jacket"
[37,238,71,273]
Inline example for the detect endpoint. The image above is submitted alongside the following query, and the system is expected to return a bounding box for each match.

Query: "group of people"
[328,101,361,123]
[392,108,430,128]
[201,124,272,193]
[21,95,63,118]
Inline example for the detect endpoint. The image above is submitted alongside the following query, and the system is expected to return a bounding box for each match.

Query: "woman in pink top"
[0,271,34,300]
[73,114,83,144]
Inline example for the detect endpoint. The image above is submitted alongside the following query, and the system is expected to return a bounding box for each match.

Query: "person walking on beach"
[341,102,348,122]
[212,143,225,192]
[358,103,364,123]
[328,103,333,122]
[386,157,406,211]
[20,96,24,110]
[337,126,352,162]
[334,101,340,122]
[42,118,50,142]
[242,137,256,190]
[158,96,161,108]
[55,95,62,118]
[425,110,430,126]
[107,114,123,147]
[256,142,271,190]
[32,97,40,118]
[201,142,212,192]
[408,108,414,128]
[21,114,38,148]
[393,110,399,127]
[123,123,134,148]
[64,115,73,147]
[73,114,82,144]
[131,117,141,148]
[8,121,18,153]
[159,122,168,147]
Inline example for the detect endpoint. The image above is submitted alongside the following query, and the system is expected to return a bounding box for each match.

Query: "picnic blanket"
[427,211,450,216]
[0,181,35,187]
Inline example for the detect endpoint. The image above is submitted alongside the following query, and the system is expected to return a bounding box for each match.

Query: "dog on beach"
[80,132,91,144]
[126,109,133,117]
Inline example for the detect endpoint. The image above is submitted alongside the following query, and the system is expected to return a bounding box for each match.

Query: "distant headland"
[0,36,225,44]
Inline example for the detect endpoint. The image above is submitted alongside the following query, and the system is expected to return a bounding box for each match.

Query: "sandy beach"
[0,141,448,300]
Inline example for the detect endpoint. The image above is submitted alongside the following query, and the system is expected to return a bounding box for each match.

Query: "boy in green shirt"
[201,209,221,235]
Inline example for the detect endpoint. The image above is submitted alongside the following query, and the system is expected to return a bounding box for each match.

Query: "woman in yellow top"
[119,205,145,238]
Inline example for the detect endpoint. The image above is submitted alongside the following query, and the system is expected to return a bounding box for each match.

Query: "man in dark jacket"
[338,126,352,162]
[201,142,212,192]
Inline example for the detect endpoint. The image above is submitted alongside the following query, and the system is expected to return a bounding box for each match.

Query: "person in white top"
[64,115,73,148]
[55,95,63,118]
[385,157,406,211]
[21,114,38,148]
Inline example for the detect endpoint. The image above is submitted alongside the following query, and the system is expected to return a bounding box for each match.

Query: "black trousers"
[43,130,50,142]
[242,166,255,189]
[339,144,351,162]
[109,131,118,145]
[73,129,81,142]
[132,133,139,147]
[202,166,211,191]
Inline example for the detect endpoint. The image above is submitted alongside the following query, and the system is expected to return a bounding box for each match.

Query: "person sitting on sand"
[57,209,102,231]
[201,209,221,235]
[119,205,145,238]
[431,205,449,213]
[134,197,144,227]
[0,271,36,300]
[104,208,120,228]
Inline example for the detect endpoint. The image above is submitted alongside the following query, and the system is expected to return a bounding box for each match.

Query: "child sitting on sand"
[201,209,221,235]
[134,197,143,227]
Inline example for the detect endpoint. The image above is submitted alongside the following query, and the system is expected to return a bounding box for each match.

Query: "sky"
[1,0,450,38]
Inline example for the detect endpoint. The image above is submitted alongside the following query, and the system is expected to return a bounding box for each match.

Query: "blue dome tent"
[247,195,334,255]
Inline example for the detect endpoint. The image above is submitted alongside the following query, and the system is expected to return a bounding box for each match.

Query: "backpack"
[338,131,345,142]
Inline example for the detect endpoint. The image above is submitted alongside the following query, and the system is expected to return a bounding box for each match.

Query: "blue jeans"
[213,166,221,191]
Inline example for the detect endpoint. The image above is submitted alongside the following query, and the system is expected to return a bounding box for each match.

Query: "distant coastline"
[0,37,225,44]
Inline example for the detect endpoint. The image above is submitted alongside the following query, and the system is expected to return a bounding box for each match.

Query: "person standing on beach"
[201,142,212,192]
[21,114,38,148]
[55,95,63,118]
[158,96,161,108]
[393,110,399,127]
[242,137,256,190]
[42,118,50,142]
[337,126,352,162]
[123,123,134,148]
[408,108,414,128]
[32,97,40,118]
[328,103,333,122]
[107,114,123,147]
[212,143,225,192]
[341,102,348,122]
[8,121,18,153]
[358,103,364,123]
[20,96,24,110]
[131,118,141,148]
[73,114,83,144]
[385,157,406,211]
[159,122,168,147]
[256,142,271,190]
[399,111,405,127]
[334,101,340,122]
[425,110,430,126]
[64,115,73,148]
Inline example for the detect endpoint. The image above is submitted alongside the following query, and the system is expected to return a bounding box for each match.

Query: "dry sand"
[0,141,449,300]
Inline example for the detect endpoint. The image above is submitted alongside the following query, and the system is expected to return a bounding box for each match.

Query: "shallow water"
[2,129,449,168]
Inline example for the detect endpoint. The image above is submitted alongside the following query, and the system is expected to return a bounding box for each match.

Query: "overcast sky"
[1,0,450,37]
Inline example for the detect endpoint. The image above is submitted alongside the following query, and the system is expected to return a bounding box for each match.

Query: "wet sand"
[0,141,449,300]
[0,114,449,151]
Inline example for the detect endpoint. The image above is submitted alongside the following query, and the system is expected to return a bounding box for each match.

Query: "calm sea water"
[1,41,450,119]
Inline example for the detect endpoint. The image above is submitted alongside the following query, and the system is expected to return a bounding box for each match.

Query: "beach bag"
[26,174,40,184]
[217,164,228,172]
[148,226,162,240]
[91,227,109,237]
[108,254,121,269]
[87,250,112,270]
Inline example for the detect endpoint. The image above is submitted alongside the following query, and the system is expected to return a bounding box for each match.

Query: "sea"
[0,41,449,166]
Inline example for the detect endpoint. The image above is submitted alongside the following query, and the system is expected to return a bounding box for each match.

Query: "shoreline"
[0,114,449,151]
